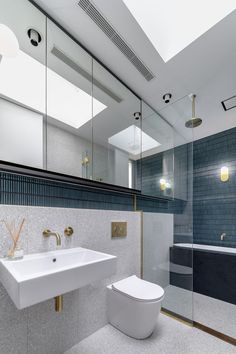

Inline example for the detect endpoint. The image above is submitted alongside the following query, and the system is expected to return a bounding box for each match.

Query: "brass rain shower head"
[185,94,202,128]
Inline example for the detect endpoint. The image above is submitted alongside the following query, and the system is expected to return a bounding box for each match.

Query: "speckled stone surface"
[64,313,236,354]
[0,284,28,354]
[0,205,141,354]
[193,291,236,339]
[164,285,236,340]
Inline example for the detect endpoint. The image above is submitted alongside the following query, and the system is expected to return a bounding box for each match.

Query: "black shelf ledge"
[0,161,141,196]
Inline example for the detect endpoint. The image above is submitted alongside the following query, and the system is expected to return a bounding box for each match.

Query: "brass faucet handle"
[64,227,74,237]
[43,229,51,237]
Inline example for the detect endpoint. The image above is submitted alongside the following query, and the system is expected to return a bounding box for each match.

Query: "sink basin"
[0,247,117,309]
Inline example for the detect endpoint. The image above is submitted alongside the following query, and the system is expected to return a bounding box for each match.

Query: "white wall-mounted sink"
[0,247,117,309]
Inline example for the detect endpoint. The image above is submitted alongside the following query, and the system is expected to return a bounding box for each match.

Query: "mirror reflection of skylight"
[109,125,160,155]
[123,0,236,62]
[0,50,107,128]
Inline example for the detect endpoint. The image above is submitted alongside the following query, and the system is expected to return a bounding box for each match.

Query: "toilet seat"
[112,275,164,302]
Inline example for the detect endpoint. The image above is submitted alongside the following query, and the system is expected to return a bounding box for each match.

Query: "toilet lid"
[112,275,164,302]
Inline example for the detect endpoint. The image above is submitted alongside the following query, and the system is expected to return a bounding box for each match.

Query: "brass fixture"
[220,233,226,241]
[185,94,202,128]
[111,222,127,238]
[82,155,90,166]
[64,226,74,237]
[55,295,63,312]
[220,166,229,182]
[43,229,61,246]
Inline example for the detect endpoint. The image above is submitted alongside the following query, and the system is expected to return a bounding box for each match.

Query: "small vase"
[7,245,24,260]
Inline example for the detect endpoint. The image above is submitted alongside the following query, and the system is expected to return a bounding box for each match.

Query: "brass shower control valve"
[64,227,74,237]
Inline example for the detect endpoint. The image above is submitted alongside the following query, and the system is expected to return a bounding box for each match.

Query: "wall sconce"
[220,166,229,182]
[159,178,171,191]
[0,24,19,58]
[160,178,166,191]
[81,155,90,166]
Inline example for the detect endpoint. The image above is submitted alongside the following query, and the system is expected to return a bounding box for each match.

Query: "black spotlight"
[134,112,141,120]
[27,29,42,47]
[163,93,172,104]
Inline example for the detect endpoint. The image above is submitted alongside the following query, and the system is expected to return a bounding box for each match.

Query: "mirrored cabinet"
[92,60,141,188]
[0,0,142,191]
[0,0,187,200]
[46,19,93,179]
[0,0,46,169]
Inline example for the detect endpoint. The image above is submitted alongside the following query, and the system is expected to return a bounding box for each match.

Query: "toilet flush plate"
[111,222,127,238]
[0,247,117,309]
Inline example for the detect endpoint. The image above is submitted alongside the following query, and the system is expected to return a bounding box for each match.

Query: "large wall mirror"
[0,0,183,199]
[92,60,141,188]
[0,0,46,169]
[46,19,93,179]
[0,0,142,191]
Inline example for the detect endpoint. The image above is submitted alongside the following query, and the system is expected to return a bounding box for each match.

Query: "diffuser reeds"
[1,218,25,258]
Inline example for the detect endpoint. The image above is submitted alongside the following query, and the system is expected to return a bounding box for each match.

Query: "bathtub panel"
[170,245,236,305]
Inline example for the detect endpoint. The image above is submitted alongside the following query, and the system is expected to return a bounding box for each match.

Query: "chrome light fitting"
[185,94,202,128]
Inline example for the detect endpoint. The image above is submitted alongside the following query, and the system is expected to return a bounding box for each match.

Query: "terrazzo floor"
[64,314,236,354]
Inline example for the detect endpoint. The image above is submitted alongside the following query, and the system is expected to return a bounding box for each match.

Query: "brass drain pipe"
[55,295,63,312]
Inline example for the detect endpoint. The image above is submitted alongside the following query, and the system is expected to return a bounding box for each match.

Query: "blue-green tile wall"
[0,172,185,214]
[193,127,236,247]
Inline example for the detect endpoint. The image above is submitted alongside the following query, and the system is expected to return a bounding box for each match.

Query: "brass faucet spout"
[43,230,62,246]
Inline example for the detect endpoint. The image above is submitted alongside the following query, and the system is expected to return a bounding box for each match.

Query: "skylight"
[109,125,160,155]
[123,0,236,62]
[0,50,106,128]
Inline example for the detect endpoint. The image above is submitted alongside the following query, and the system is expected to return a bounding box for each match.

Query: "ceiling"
[32,0,236,142]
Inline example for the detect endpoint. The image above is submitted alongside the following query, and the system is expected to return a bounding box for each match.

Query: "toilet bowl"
[107,275,164,339]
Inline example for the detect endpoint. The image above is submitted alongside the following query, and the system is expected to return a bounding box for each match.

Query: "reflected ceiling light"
[47,69,106,128]
[109,125,160,155]
[122,0,236,62]
[0,24,19,58]
[0,49,106,129]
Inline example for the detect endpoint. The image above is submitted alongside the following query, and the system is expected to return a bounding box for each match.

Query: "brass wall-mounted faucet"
[43,229,62,246]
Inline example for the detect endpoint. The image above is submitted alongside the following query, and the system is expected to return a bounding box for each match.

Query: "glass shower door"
[142,96,194,322]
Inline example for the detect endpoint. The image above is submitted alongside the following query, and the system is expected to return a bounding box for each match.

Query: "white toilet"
[107,275,164,339]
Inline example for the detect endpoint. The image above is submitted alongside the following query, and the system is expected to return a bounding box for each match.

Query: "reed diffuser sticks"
[1,218,25,258]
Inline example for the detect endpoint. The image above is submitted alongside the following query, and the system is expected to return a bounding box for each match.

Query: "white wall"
[0,98,43,168]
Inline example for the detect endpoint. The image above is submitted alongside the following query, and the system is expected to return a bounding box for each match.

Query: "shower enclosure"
[142,96,236,341]
[141,96,194,323]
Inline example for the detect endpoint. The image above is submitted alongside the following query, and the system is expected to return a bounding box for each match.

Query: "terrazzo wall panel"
[0,205,141,354]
